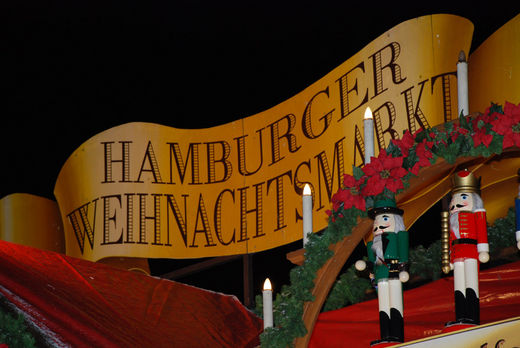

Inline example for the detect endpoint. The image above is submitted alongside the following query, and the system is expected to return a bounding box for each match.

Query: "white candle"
[263,278,273,329]
[364,107,374,164]
[457,50,469,117]
[302,184,313,247]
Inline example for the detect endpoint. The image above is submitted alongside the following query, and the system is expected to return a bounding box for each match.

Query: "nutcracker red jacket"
[450,210,489,262]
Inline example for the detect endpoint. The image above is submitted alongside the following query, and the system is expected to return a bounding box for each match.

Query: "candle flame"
[303,184,311,196]
[263,278,272,291]
[364,107,373,120]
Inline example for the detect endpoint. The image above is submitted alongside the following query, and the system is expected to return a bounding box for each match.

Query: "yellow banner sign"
[53,14,475,261]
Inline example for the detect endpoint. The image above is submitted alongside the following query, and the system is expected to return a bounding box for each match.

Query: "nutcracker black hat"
[368,197,404,219]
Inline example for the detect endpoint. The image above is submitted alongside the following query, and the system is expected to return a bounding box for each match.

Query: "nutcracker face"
[373,213,396,236]
[449,192,474,215]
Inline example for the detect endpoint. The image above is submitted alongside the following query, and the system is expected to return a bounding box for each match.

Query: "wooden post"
[243,254,254,308]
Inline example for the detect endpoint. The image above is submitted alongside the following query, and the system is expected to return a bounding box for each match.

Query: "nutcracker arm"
[477,243,489,253]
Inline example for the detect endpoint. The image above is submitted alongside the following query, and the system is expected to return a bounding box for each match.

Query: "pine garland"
[322,264,370,312]
[0,302,36,348]
[259,102,520,347]
[488,207,517,251]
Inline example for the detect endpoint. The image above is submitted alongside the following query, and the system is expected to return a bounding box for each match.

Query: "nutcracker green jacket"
[367,230,409,281]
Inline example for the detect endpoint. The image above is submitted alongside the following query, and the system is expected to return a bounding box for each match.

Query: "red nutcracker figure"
[446,169,489,328]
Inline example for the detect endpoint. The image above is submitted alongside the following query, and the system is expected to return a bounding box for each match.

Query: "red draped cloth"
[0,240,262,347]
[310,260,520,347]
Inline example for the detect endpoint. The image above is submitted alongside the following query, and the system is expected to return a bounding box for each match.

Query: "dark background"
[3,1,519,305]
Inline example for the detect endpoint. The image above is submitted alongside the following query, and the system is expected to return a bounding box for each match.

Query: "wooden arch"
[291,149,520,347]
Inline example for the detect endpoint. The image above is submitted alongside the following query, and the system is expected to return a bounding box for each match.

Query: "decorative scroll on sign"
[53,14,476,261]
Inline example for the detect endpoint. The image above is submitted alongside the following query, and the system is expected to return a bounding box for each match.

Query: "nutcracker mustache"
[450,204,465,210]
[374,225,389,232]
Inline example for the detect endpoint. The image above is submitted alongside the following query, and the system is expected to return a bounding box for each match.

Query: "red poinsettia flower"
[409,139,434,175]
[504,101,520,118]
[450,131,459,143]
[455,124,470,135]
[330,174,366,211]
[413,127,425,138]
[361,151,407,196]
[490,102,520,148]
[447,124,468,143]
[390,130,415,157]
[472,127,494,147]
[343,173,364,189]
[325,209,343,222]
[331,187,365,212]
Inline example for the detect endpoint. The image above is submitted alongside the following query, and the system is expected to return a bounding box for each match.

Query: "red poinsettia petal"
[472,133,483,147]
[343,174,357,188]
[410,162,420,175]
[385,178,404,193]
[390,166,408,179]
[482,133,493,147]
[353,195,366,211]
[513,133,520,148]
[402,130,415,148]
[504,101,520,118]
[363,159,383,176]
[503,135,514,148]
[362,176,386,196]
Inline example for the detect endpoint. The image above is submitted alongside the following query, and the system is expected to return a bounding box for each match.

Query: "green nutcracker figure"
[355,197,409,345]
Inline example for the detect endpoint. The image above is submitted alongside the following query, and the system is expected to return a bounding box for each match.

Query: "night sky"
[3,1,519,303]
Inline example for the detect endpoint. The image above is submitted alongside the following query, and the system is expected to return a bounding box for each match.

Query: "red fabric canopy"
[310,260,520,347]
[0,240,262,347]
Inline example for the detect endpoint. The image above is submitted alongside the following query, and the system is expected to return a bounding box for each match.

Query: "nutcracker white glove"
[399,271,409,283]
[355,260,367,271]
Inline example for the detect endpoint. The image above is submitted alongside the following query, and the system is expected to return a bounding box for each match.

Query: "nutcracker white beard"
[372,235,384,264]
[450,212,460,238]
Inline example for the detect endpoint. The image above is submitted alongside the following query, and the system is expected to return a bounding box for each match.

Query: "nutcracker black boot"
[454,289,467,322]
[390,307,404,342]
[465,288,480,324]
[370,311,391,346]
[378,311,391,341]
